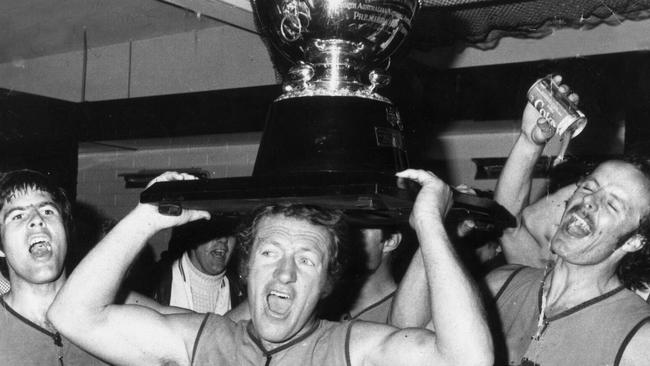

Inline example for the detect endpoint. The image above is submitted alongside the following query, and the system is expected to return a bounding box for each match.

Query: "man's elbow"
[467,352,494,366]
[450,350,493,366]
[444,334,493,366]
[47,298,102,337]
[463,337,494,366]
[47,301,71,335]
[47,300,77,334]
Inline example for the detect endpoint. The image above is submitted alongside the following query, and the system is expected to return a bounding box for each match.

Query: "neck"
[544,258,621,316]
[4,274,66,331]
[258,315,319,351]
[352,262,396,314]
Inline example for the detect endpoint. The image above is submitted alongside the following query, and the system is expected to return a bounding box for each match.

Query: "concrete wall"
[76,132,261,258]
[0,26,277,101]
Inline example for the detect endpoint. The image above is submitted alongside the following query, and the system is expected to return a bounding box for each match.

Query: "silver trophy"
[251,0,419,178]
[252,0,420,101]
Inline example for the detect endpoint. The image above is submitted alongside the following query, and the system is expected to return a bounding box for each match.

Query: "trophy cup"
[141,0,516,230]
[251,0,420,177]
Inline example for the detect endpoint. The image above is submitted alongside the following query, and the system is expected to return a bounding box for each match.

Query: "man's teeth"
[267,290,292,315]
[269,290,290,299]
[30,237,49,245]
[568,214,591,234]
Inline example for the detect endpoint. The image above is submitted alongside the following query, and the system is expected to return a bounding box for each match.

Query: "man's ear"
[382,232,403,254]
[620,234,647,253]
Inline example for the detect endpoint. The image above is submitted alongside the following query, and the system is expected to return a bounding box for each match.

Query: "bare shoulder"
[348,321,436,366]
[619,320,650,366]
[226,299,250,322]
[483,264,525,297]
[165,312,211,356]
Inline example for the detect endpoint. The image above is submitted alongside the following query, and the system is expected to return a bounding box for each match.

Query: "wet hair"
[0,170,72,250]
[613,156,650,290]
[236,203,349,296]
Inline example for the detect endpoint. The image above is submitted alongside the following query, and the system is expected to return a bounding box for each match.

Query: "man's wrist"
[124,205,164,236]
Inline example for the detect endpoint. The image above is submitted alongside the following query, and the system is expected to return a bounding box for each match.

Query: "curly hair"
[615,156,650,291]
[236,203,350,296]
[0,169,73,250]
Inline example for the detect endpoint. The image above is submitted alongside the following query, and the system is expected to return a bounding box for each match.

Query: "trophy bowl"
[252,0,420,99]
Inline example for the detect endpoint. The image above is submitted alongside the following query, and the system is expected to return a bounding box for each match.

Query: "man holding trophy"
[48,1,493,365]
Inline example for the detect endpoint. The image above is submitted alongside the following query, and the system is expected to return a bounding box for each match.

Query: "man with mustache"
[487,157,650,365]
[48,170,493,366]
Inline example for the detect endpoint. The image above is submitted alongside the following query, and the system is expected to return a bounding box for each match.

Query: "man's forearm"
[416,216,493,366]
[389,249,431,328]
[49,207,159,330]
[494,134,544,216]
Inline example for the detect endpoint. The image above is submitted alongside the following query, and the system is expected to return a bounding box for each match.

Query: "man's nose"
[28,210,45,228]
[274,256,297,284]
[582,194,598,212]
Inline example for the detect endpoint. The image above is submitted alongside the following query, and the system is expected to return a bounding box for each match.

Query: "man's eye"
[261,249,276,257]
[10,213,24,221]
[579,183,595,192]
[43,209,55,215]
[607,202,619,212]
[298,257,315,266]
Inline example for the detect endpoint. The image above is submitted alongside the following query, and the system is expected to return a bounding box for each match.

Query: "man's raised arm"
[390,79,576,329]
[357,170,492,366]
[495,75,579,266]
[48,172,211,366]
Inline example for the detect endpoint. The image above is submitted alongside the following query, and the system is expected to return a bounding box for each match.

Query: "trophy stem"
[278,39,391,102]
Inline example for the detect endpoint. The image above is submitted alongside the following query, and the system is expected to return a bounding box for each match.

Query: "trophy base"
[253,96,408,177]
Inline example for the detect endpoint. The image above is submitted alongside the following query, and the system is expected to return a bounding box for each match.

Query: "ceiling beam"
[158,0,256,33]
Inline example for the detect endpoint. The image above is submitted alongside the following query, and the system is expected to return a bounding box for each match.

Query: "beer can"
[527,75,587,138]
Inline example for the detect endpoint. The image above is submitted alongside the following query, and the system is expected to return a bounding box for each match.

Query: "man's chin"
[255,323,297,345]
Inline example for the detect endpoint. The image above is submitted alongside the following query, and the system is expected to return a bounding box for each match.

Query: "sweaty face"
[189,236,236,276]
[248,215,331,346]
[0,189,67,285]
[551,161,650,265]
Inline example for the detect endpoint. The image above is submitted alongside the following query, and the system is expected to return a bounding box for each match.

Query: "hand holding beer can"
[527,75,587,166]
[527,75,587,140]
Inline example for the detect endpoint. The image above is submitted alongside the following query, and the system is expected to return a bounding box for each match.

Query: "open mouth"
[266,290,292,317]
[565,212,592,238]
[28,236,52,258]
[209,248,227,257]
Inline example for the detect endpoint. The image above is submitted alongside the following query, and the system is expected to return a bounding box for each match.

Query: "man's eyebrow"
[37,201,59,210]
[3,201,59,221]
[3,206,26,221]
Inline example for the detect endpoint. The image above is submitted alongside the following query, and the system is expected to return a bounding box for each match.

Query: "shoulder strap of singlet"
[344,320,356,366]
[190,313,211,366]
[495,266,527,302]
[613,315,650,366]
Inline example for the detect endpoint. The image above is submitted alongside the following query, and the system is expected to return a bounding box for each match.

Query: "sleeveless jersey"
[192,314,352,366]
[341,292,394,323]
[0,297,108,366]
[495,267,650,366]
